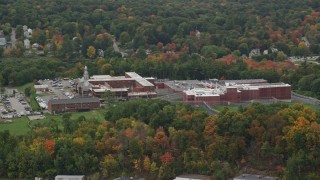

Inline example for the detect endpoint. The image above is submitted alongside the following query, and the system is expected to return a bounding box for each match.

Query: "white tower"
[83,66,89,81]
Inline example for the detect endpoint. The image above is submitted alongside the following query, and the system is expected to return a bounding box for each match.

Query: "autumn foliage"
[244,59,298,72]
[1,99,320,179]
[44,140,56,156]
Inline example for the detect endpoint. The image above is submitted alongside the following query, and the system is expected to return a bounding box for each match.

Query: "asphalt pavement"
[8,97,27,115]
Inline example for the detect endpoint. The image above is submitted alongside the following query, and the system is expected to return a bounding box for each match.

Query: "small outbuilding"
[34,85,49,93]
[55,175,85,180]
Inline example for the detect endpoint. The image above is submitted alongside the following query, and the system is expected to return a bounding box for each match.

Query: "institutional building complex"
[77,66,157,99]
[156,79,291,105]
[46,66,291,114]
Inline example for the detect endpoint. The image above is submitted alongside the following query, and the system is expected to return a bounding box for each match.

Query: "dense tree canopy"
[0,0,319,59]
[1,100,320,179]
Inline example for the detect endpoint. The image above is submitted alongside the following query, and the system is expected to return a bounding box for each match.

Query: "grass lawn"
[213,105,241,112]
[17,82,34,93]
[0,117,30,135]
[0,109,107,135]
[298,103,320,111]
[30,109,106,128]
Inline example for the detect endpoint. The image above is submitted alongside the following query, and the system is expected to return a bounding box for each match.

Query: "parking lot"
[37,78,77,107]
[1,93,32,119]
[0,100,5,118]
[0,78,78,119]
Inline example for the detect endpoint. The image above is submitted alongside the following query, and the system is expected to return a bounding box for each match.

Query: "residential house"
[24,39,30,49]
[301,36,310,48]
[0,38,7,48]
[249,49,261,58]
[32,43,39,49]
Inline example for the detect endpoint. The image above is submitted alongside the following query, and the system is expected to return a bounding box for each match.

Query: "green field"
[213,105,242,112]
[0,117,30,136]
[17,82,34,93]
[0,109,106,135]
[30,109,106,128]
[41,109,106,123]
[299,103,320,111]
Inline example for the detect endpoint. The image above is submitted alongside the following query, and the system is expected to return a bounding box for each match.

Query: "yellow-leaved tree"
[87,45,96,59]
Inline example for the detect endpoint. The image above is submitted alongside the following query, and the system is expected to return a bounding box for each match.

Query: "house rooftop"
[0,38,7,46]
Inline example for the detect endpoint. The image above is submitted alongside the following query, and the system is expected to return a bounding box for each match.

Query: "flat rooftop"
[126,72,154,87]
[164,80,204,91]
[234,83,291,90]
[164,79,272,92]
[174,174,211,180]
[89,72,154,87]
[221,79,267,84]
[91,75,112,79]
[92,88,129,93]
[184,83,290,97]
[128,92,157,97]
[34,85,48,88]
[185,88,223,97]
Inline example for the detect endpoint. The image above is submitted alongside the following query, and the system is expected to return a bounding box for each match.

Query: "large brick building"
[154,79,290,105]
[183,81,291,105]
[48,97,100,114]
[87,72,157,99]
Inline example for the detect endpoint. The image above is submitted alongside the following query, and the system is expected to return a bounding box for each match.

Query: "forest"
[1,0,320,179]
[0,0,320,97]
[1,56,320,98]
[1,0,320,59]
[1,100,320,179]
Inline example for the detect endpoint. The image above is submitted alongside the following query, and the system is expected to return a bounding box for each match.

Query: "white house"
[24,39,30,49]
[249,48,261,58]
[0,38,7,47]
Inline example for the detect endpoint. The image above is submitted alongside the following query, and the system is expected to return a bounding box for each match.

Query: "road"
[291,91,320,105]
[112,37,127,57]
[10,28,16,47]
